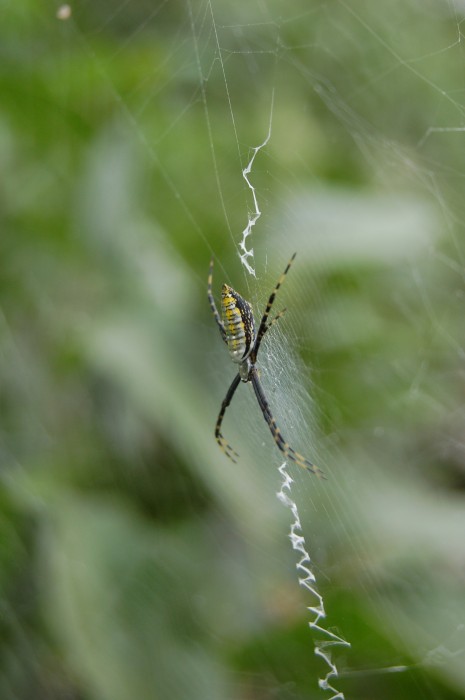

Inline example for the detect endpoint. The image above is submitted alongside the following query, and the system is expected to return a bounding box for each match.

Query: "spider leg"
[215,372,241,462]
[250,368,324,478]
[208,257,227,343]
[252,253,296,362]
[266,307,287,332]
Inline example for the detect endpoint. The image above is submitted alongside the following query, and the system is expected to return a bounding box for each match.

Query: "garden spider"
[208,253,323,477]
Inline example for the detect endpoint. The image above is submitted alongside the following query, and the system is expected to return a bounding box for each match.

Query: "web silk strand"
[277,463,350,699]
[239,90,275,277]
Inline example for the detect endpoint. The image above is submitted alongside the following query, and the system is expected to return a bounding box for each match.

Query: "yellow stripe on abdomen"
[221,284,254,363]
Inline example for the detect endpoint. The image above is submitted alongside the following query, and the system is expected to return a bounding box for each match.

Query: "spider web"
[14,1,465,699]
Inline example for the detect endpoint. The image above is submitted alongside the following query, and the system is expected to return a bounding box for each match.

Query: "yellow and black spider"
[208,253,323,476]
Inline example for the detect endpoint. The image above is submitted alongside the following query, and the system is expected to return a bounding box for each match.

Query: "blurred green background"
[3,1,465,698]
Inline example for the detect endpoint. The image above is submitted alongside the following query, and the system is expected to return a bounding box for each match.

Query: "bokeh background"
[3,1,465,698]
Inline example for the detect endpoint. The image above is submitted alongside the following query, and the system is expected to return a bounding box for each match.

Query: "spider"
[208,253,323,477]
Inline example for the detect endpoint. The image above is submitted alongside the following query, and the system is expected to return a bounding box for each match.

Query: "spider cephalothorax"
[208,254,323,477]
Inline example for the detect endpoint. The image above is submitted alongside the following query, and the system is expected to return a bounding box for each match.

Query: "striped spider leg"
[208,254,323,477]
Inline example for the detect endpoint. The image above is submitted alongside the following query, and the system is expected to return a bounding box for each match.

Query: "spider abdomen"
[221,284,255,363]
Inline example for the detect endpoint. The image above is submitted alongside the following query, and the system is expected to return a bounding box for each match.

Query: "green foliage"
[2,1,465,699]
